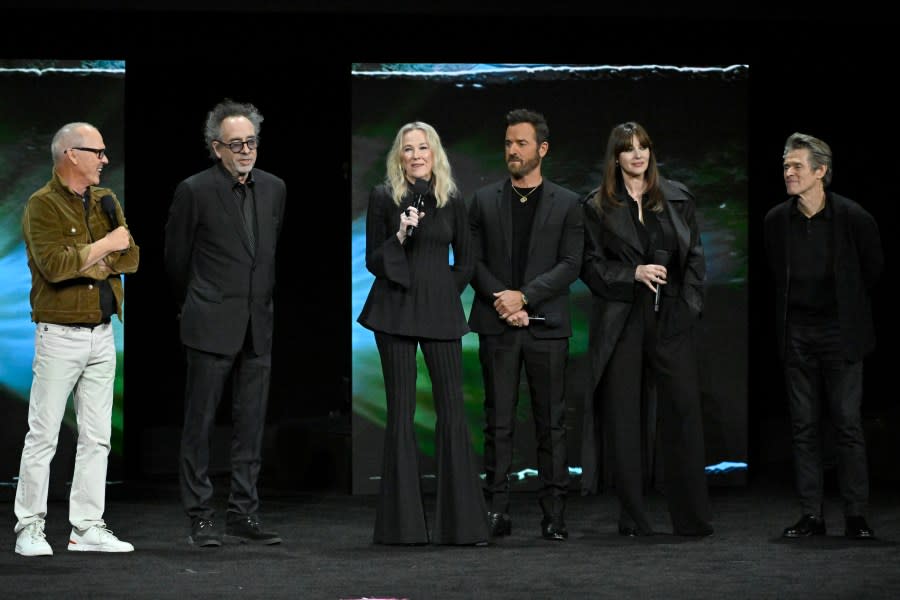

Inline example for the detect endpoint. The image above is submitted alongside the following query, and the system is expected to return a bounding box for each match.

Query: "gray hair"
[784,132,833,187]
[203,99,264,159]
[50,122,95,164]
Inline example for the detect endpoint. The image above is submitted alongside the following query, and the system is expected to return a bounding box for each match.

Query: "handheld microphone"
[652,249,670,313]
[100,194,119,228]
[406,178,429,237]
[101,194,128,254]
[526,313,561,328]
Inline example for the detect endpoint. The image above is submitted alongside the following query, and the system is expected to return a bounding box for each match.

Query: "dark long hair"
[591,121,664,213]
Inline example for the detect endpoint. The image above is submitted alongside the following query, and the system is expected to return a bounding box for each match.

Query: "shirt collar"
[789,194,832,220]
[216,161,254,189]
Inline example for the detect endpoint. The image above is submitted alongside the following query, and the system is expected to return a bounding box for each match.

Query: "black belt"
[50,319,111,330]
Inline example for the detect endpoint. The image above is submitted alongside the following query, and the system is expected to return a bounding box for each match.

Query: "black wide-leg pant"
[600,293,711,535]
[373,332,488,545]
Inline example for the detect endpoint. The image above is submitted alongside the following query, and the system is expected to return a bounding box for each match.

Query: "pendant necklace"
[513,185,538,204]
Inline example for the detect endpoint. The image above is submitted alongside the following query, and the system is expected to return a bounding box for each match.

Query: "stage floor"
[2,477,899,599]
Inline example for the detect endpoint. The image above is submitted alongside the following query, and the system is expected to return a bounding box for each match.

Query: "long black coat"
[579,178,705,494]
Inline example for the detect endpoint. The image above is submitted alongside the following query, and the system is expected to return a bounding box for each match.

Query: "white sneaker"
[15,520,53,556]
[68,523,134,553]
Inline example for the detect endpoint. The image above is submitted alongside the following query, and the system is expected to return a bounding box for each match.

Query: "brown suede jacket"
[22,169,140,324]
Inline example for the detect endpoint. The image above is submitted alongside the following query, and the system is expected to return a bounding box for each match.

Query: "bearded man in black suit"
[468,108,583,541]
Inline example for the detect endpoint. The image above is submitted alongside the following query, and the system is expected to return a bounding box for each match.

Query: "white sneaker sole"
[68,543,134,552]
[15,546,53,557]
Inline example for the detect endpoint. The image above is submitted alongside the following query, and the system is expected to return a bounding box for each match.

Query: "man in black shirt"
[764,132,883,539]
[468,109,583,541]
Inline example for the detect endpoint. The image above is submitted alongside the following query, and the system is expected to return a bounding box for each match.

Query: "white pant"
[14,322,115,533]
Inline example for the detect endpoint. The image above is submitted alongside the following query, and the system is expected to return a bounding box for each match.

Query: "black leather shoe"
[541,515,568,541]
[845,515,875,539]
[782,514,826,538]
[190,518,222,547]
[224,515,282,545]
[487,512,512,537]
[618,524,654,537]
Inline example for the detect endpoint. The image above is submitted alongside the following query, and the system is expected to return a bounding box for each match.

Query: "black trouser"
[601,292,711,535]
[478,328,569,517]
[372,332,488,545]
[784,321,868,517]
[179,334,271,521]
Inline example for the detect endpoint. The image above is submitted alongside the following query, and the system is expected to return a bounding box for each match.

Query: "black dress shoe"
[618,524,654,537]
[845,515,875,539]
[189,518,222,547]
[224,515,282,545]
[487,512,512,537]
[782,514,826,538]
[541,515,568,541]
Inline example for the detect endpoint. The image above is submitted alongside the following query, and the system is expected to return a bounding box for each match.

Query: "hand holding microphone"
[651,249,670,313]
[100,194,130,253]
[406,178,429,237]
[398,178,429,243]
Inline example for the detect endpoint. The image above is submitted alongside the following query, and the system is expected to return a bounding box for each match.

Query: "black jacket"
[580,178,705,392]
[357,183,473,340]
[164,164,286,355]
[764,191,882,361]
[467,178,583,338]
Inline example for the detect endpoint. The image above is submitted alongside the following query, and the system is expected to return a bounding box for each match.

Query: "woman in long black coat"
[580,121,713,537]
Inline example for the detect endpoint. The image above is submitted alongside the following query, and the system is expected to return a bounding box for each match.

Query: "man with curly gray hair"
[165,99,286,547]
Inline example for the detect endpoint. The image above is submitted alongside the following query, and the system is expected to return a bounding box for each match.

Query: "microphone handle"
[406,196,421,237]
[105,211,130,255]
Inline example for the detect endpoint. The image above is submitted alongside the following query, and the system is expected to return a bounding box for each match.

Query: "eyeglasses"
[215,137,259,153]
[69,147,106,159]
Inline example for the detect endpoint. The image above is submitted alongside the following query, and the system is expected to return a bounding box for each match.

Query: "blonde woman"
[358,121,488,546]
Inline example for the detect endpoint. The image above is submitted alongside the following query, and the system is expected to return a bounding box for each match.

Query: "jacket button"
[88,284,94,290]
[70,227,76,233]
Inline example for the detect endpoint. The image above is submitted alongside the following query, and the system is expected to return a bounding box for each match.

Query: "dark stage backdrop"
[0,60,126,490]
[351,64,749,495]
[3,11,896,497]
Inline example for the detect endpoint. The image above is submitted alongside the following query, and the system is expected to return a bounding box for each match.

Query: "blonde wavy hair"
[385,121,457,208]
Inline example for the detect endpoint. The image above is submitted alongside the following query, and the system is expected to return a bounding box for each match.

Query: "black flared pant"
[373,332,488,544]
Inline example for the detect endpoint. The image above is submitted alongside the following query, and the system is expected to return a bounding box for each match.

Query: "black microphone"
[406,178,429,237]
[100,194,119,228]
[527,313,561,328]
[652,249,670,313]
[101,194,128,254]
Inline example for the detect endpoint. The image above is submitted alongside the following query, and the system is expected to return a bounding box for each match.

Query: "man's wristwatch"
[521,292,528,306]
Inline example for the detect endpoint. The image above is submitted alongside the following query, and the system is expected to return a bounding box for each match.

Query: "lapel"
[604,196,644,256]
[664,199,692,270]
[253,176,269,253]
[495,181,512,259]
[782,197,795,281]
[213,165,254,256]
[526,180,554,258]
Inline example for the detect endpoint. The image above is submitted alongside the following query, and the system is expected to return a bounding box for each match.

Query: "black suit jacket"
[764,191,882,361]
[468,178,583,338]
[164,163,286,355]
